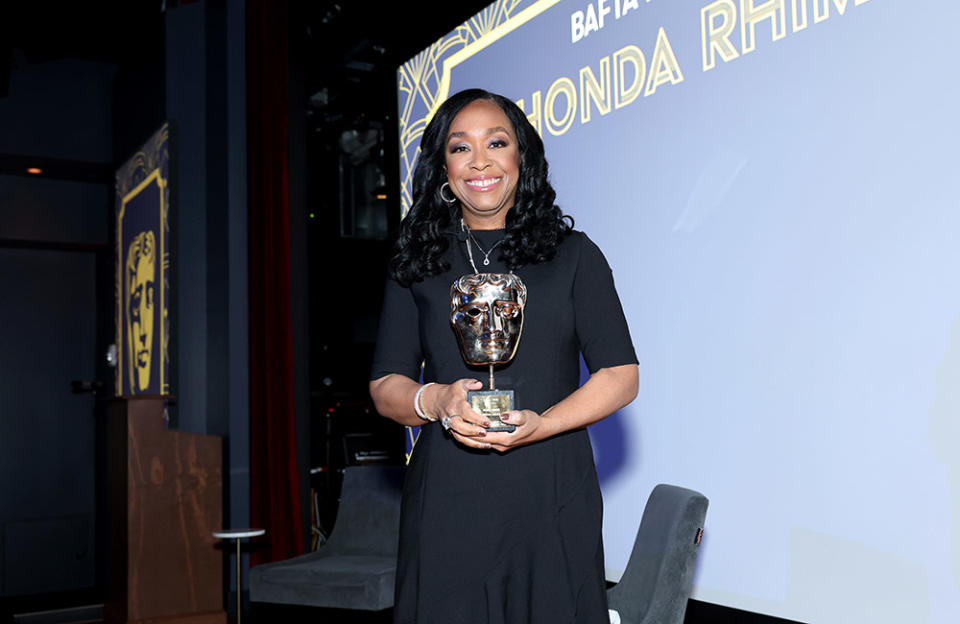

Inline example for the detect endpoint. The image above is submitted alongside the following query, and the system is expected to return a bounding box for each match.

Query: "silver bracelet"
[414,382,437,422]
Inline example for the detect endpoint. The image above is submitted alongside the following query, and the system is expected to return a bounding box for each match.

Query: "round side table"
[213,528,266,624]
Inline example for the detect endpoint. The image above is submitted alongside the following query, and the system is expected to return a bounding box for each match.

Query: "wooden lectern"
[105,396,226,624]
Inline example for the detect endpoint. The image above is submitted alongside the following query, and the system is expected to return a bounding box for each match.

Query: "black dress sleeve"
[573,233,639,374]
[370,277,423,382]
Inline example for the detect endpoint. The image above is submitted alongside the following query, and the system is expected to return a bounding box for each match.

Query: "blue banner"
[115,123,171,396]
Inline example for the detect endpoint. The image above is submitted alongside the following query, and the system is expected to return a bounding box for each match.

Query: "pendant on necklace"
[483,258,490,266]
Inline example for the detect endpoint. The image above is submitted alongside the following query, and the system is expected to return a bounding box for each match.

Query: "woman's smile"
[464,175,503,191]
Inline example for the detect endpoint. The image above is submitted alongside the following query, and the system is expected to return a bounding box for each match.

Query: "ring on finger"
[441,415,455,431]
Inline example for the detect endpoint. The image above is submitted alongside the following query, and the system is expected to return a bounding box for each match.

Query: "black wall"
[0,56,114,602]
[163,0,255,604]
[0,0,257,608]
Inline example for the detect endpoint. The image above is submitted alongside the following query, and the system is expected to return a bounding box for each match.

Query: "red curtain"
[247,0,304,564]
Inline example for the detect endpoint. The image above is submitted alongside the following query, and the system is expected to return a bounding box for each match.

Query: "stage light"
[26,167,42,175]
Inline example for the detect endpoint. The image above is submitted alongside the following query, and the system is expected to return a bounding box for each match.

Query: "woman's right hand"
[424,378,491,449]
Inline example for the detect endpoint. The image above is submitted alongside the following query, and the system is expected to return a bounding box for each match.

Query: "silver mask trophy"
[450,273,527,432]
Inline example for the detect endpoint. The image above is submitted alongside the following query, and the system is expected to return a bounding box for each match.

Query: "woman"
[370,88,638,624]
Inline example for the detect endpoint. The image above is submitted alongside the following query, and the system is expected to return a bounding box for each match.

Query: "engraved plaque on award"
[450,273,527,433]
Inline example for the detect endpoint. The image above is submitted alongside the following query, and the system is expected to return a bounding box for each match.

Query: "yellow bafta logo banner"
[115,123,171,396]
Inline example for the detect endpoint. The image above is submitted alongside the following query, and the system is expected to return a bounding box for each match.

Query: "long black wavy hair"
[390,88,573,285]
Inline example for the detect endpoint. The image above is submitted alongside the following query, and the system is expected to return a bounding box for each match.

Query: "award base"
[467,389,517,433]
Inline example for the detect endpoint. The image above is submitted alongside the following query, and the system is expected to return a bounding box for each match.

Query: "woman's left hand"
[482,409,551,452]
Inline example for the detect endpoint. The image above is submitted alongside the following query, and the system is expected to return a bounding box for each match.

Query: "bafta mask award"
[450,273,527,433]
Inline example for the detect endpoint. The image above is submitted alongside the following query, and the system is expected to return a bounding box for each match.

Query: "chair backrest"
[607,484,708,624]
[322,465,405,557]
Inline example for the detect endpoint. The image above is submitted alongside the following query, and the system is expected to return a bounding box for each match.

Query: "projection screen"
[397,1,960,622]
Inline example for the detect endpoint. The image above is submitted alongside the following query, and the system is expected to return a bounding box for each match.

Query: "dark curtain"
[247,0,304,564]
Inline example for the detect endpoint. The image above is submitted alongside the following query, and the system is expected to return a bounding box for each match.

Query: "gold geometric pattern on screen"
[397,0,527,216]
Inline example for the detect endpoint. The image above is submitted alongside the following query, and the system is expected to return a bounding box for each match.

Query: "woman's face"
[444,99,521,229]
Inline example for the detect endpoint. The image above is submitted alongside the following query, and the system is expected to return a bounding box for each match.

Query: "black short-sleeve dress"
[371,228,637,624]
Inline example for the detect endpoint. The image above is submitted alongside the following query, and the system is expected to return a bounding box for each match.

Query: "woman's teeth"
[466,177,501,189]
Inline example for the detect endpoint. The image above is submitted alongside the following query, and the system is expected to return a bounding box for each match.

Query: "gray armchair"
[250,465,404,611]
[607,484,709,624]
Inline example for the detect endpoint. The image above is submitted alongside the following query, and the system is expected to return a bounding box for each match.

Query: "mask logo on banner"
[126,230,156,392]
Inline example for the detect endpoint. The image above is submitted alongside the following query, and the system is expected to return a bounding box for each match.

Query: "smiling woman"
[443,99,521,229]
[387,89,575,286]
[368,88,639,624]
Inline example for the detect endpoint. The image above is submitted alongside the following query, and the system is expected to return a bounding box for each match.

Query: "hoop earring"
[440,182,458,205]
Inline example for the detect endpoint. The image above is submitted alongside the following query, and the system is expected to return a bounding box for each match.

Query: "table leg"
[236,539,242,624]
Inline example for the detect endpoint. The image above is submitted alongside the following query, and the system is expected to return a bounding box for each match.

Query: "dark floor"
[3,598,803,624]
[251,603,393,623]
[3,604,393,624]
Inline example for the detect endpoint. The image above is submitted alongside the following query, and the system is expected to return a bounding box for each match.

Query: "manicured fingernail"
[500,413,509,421]
[477,429,486,437]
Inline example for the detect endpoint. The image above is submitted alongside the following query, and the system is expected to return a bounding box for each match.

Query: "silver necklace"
[461,219,505,273]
